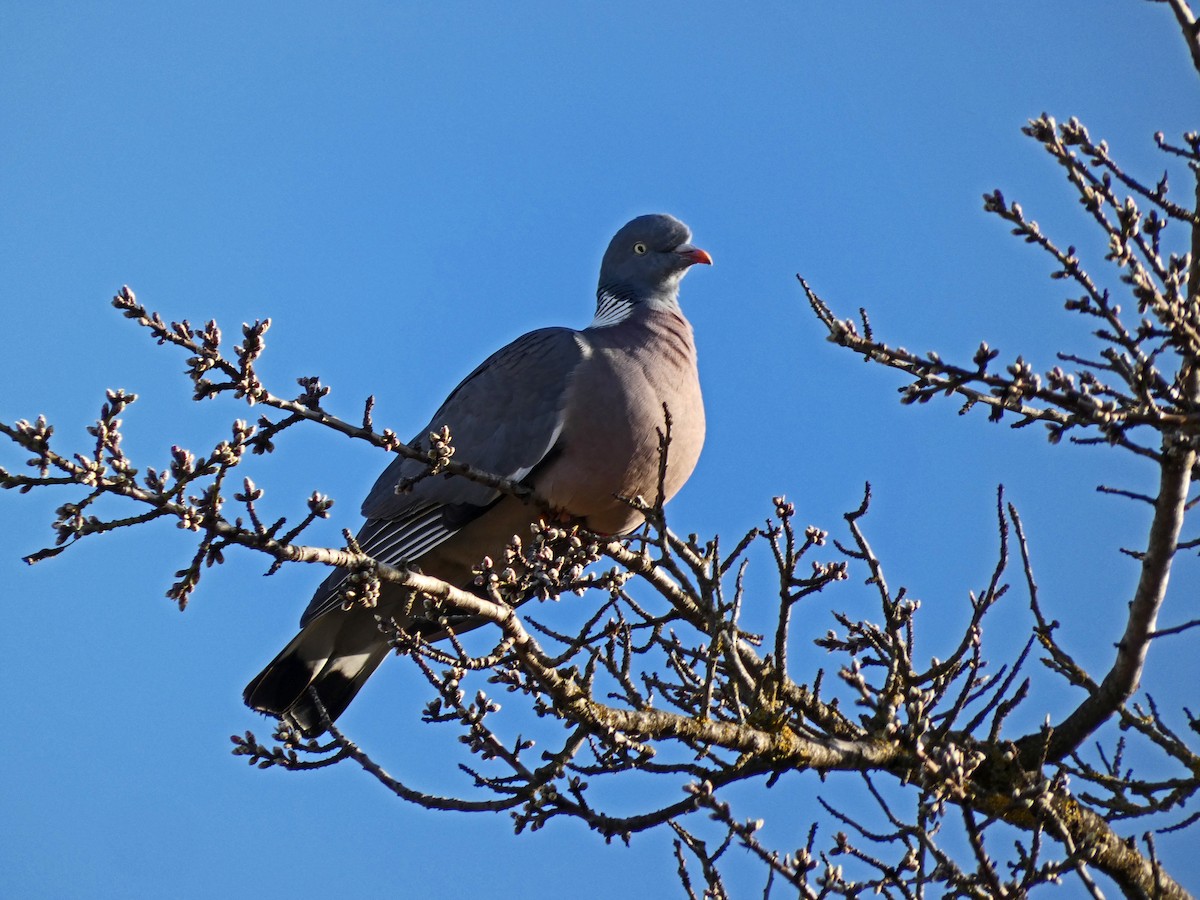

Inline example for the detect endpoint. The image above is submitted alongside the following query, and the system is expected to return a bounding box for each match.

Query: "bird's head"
[596,214,712,314]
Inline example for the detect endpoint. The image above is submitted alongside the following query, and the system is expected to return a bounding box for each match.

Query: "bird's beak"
[675,244,713,267]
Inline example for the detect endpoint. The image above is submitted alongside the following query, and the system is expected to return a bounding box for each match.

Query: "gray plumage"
[244,214,710,734]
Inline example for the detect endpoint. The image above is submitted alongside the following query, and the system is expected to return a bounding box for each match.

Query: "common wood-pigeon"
[244,213,710,734]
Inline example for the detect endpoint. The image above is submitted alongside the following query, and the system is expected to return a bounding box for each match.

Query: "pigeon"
[244,213,710,734]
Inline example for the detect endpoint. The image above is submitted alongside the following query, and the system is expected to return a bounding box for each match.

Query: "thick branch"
[1027,413,1195,766]
[1160,0,1200,76]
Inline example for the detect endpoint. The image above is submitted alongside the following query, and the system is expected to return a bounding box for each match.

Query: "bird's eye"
[633,242,648,255]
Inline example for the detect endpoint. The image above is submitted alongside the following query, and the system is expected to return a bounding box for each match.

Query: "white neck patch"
[590,291,636,328]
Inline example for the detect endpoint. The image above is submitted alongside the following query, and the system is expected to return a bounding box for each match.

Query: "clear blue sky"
[3,3,1198,896]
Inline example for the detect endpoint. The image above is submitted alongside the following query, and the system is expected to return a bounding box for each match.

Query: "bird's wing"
[300,326,584,625]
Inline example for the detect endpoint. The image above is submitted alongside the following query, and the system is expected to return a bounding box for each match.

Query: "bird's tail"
[243,614,389,736]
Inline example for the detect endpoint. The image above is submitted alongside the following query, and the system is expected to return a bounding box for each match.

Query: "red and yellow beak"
[675,244,713,267]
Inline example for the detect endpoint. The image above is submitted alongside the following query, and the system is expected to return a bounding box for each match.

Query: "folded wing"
[300,326,584,626]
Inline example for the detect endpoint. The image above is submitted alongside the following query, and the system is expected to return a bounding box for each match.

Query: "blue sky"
[3,3,1198,896]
